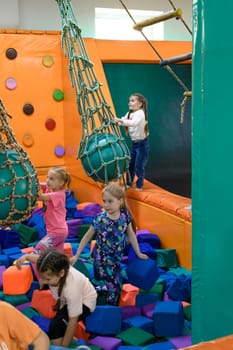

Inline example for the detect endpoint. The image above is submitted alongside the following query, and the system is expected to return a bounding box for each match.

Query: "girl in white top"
[115,93,149,190]
[17,249,97,348]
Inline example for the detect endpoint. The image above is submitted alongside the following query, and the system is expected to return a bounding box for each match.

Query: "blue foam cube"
[127,258,159,290]
[153,301,184,337]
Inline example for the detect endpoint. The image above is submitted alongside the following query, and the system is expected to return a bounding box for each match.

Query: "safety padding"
[127,258,159,291]
[90,239,96,255]
[118,347,141,350]
[143,280,165,300]
[126,180,191,222]
[153,301,184,337]
[21,246,34,254]
[31,314,51,333]
[76,202,93,210]
[156,249,178,269]
[13,223,38,246]
[180,334,233,349]
[141,303,157,319]
[116,326,155,346]
[136,293,159,307]
[3,265,33,295]
[169,334,192,348]
[88,336,123,350]
[64,242,73,258]
[118,284,139,307]
[74,320,90,341]
[31,289,56,318]
[0,254,9,267]
[121,305,141,320]
[141,341,175,349]
[122,315,154,334]
[3,294,29,306]
[128,243,157,262]
[136,232,161,249]
[67,218,83,238]
[0,265,6,289]
[78,224,92,242]
[0,229,20,249]
[86,305,122,335]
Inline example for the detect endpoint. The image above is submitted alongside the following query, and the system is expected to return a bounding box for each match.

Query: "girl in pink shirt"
[35,166,71,253]
[17,167,71,268]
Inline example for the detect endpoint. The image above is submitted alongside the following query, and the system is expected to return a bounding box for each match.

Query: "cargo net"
[55,0,130,184]
[0,99,40,226]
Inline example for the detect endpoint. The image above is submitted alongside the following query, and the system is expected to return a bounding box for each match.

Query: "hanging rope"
[167,0,192,35]
[119,0,190,92]
[180,91,192,124]
[118,0,192,121]
[55,0,130,185]
[0,99,40,226]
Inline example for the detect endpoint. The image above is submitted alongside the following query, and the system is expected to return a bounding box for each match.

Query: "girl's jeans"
[127,137,149,189]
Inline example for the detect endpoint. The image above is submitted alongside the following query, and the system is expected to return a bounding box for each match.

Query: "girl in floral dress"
[70,184,148,305]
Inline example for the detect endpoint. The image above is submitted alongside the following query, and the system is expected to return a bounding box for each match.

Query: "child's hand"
[137,253,149,260]
[15,255,27,269]
[114,117,122,125]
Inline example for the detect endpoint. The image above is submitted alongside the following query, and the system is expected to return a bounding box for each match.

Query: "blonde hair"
[102,184,136,231]
[49,167,71,190]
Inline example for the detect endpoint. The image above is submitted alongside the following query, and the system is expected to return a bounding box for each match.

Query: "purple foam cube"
[88,336,122,350]
[169,334,192,348]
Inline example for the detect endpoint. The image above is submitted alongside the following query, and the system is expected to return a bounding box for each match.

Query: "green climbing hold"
[53,89,64,101]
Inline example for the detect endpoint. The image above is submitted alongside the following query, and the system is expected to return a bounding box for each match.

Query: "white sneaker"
[136,187,142,191]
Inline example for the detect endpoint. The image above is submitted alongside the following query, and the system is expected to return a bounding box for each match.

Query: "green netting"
[0,99,40,226]
[55,0,130,184]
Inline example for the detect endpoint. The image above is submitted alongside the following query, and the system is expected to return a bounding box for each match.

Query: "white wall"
[0,0,192,41]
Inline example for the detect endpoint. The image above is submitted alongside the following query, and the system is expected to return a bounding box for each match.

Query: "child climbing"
[115,93,149,191]
[17,249,97,347]
[70,183,148,305]
[17,166,71,267]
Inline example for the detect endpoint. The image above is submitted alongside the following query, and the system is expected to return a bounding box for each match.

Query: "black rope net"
[0,99,40,226]
[55,0,130,184]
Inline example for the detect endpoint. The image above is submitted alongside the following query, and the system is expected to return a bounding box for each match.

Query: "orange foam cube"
[74,320,90,341]
[76,202,92,210]
[118,283,139,306]
[3,265,33,295]
[90,240,96,255]
[31,289,56,318]
[21,246,34,254]
[64,242,73,258]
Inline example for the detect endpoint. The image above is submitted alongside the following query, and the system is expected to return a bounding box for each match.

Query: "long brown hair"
[103,183,137,231]
[36,249,70,312]
[125,93,149,136]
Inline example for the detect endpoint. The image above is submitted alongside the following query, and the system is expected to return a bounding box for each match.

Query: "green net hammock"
[0,99,40,226]
[55,0,130,184]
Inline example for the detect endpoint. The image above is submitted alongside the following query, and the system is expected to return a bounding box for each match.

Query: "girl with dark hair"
[17,249,97,347]
[115,93,149,191]
[70,184,148,305]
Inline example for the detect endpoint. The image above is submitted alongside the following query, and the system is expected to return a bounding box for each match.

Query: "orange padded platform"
[181,334,233,349]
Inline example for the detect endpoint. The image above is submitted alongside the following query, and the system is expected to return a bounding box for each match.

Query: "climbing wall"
[0,31,79,169]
